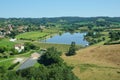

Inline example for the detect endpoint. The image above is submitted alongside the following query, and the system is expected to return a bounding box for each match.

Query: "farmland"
[16,31,49,40]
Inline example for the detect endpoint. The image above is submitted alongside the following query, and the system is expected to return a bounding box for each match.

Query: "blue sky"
[0,0,120,18]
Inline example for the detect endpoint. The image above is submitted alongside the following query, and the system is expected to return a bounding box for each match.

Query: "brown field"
[62,44,120,80]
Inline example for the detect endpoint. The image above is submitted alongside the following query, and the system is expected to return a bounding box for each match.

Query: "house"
[15,44,24,53]
[39,25,45,30]
[0,36,4,39]
[17,26,25,32]
[8,24,13,31]
[10,38,16,42]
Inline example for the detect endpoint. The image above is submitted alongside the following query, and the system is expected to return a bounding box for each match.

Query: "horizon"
[0,0,120,18]
[0,16,120,18]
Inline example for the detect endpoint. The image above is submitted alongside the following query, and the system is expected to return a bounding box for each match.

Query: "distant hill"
[0,17,120,27]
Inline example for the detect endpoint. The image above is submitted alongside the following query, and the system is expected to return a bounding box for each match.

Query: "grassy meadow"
[0,58,14,69]
[0,38,15,48]
[62,44,120,80]
[33,42,83,52]
[16,31,49,40]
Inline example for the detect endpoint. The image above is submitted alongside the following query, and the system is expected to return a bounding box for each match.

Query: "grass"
[33,42,82,52]
[0,59,14,69]
[43,27,63,33]
[16,31,49,40]
[0,50,34,70]
[0,38,15,48]
[61,44,120,80]
[34,62,41,68]
[16,28,62,41]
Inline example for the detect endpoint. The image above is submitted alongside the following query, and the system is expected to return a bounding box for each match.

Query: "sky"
[0,0,120,18]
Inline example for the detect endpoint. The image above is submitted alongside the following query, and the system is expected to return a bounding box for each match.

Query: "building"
[8,24,13,31]
[10,38,16,42]
[15,44,24,53]
[0,36,4,39]
[40,25,45,30]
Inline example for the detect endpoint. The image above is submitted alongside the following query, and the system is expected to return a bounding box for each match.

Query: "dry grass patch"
[62,44,120,80]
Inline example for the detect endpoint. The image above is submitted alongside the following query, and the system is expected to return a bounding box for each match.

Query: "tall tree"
[66,42,76,56]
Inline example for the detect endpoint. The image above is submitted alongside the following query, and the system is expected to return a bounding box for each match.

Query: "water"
[41,32,89,46]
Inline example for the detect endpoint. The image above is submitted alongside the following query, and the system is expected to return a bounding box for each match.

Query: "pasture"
[62,44,120,80]
[16,31,49,40]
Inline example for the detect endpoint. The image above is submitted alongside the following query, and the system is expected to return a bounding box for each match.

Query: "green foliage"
[104,31,120,45]
[38,47,62,66]
[8,62,20,70]
[17,63,79,80]
[0,47,79,80]
[0,66,6,73]
[24,42,38,51]
[66,42,76,56]
[109,31,120,41]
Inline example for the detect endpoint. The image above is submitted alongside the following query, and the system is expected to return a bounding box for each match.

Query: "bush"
[38,47,63,66]
[24,42,38,51]
[8,62,20,70]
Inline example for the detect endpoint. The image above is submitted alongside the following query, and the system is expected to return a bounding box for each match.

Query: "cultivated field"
[62,44,120,80]
[16,31,49,40]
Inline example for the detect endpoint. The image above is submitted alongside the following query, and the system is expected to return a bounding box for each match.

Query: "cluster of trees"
[105,31,120,45]
[24,42,38,51]
[85,31,102,38]
[1,17,120,33]
[0,47,79,80]
[0,46,18,58]
[85,31,105,45]
[109,31,120,41]
[1,17,120,26]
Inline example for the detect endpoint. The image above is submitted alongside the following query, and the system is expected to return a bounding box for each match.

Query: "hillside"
[62,44,120,80]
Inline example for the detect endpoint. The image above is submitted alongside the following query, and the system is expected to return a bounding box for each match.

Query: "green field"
[43,27,62,33]
[0,58,14,69]
[0,50,34,70]
[16,31,49,40]
[33,42,82,52]
[0,38,15,48]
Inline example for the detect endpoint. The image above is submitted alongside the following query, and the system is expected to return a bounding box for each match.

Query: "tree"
[38,47,63,66]
[24,42,38,51]
[66,42,76,56]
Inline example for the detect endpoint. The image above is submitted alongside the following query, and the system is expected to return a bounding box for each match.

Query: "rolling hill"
[62,44,120,80]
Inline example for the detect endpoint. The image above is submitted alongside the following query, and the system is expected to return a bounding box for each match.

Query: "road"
[18,52,42,70]
[18,58,37,70]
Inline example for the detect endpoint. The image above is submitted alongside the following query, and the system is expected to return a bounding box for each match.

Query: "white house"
[10,38,16,42]
[15,44,24,53]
